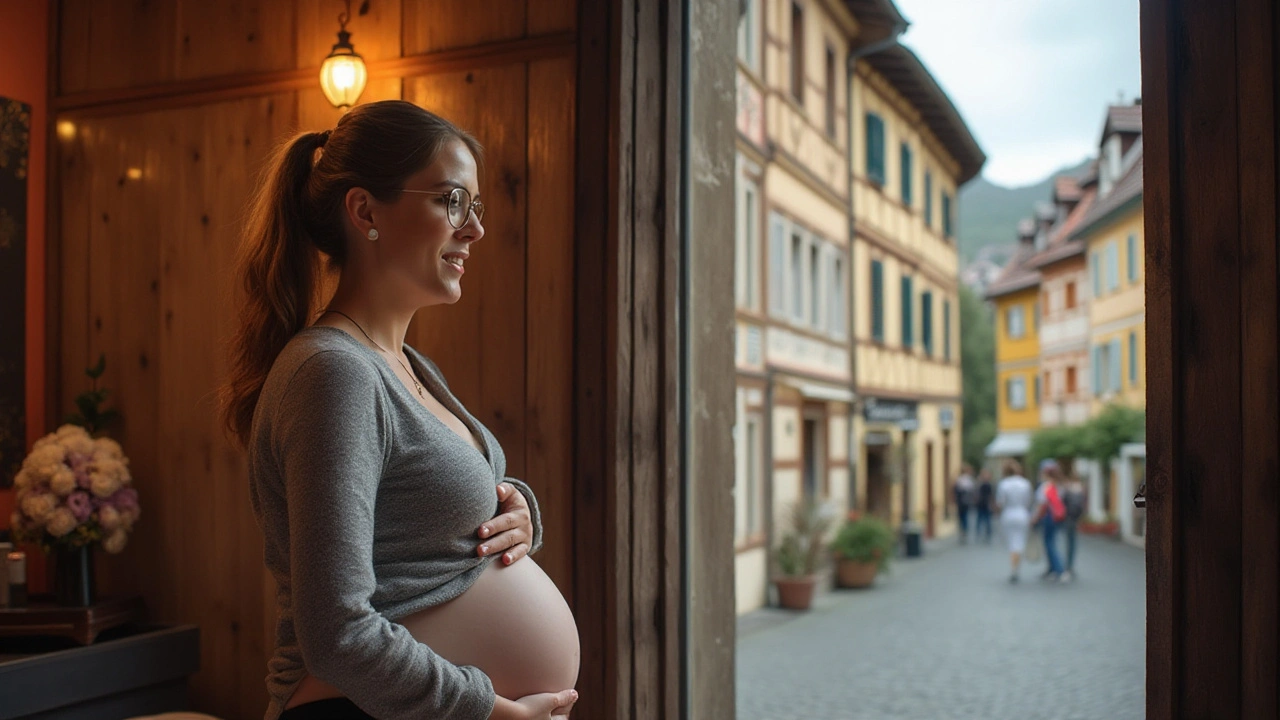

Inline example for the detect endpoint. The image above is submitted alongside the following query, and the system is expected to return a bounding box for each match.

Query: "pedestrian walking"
[953,464,976,544]
[994,460,1034,583]
[1061,473,1087,581]
[974,469,995,544]
[1031,461,1069,583]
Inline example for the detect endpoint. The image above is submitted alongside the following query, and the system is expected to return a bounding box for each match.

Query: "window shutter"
[900,143,913,206]
[924,172,933,228]
[943,299,951,361]
[921,290,933,355]
[901,276,914,348]
[866,113,885,185]
[1127,234,1137,282]
[1091,252,1101,297]
[1110,338,1122,391]
[1092,345,1102,396]
[1129,331,1138,384]
[942,193,953,236]
[769,215,787,317]
[871,260,884,341]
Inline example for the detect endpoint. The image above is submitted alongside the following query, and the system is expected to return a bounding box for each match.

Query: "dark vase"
[54,545,96,606]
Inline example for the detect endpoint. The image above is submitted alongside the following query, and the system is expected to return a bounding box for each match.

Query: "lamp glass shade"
[319,50,367,108]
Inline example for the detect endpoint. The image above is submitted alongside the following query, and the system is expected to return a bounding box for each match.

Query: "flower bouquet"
[10,423,140,554]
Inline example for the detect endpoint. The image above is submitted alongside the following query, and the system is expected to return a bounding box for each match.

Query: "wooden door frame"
[1141,0,1278,717]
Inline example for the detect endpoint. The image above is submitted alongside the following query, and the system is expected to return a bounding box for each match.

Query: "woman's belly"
[399,556,580,700]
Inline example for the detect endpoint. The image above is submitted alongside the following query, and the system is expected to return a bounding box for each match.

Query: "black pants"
[279,698,377,720]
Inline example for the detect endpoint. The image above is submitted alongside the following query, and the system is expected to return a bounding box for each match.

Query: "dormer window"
[1100,134,1122,195]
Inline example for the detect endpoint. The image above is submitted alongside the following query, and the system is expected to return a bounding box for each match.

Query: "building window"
[1110,337,1122,391]
[870,259,885,341]
[1006,305,1025,339]
[791,232,804,323]
[1065,281,1077,309]
[1066,365,1078,394]
[924,171,933,228]
[809,243,821,328]
[1008,376,1027,410]
[790,2,805,104]
[830,254,845,338]
[768,214,786,317]
[1106,242,1119,291]
[735,411,765,543]
[736,0,759,72]
[901,275,914,349]
[824,45,837,138]
[943,298,952,361]
[1127,233,1138,283]
[735,172,760,310]
[921,290,933,356]
[865,112,885,185]
[1091,251,1101,297]
[900,143,913,206]
[1129,331,1139,386]
[942,192,953,237]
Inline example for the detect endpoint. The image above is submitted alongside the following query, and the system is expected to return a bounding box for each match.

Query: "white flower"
[102,529,128,554]
[55,424,88,441]
[13,468,32,491]
[45,508,78,537]
[63,434,95,457]
[23,444,66,472]
[93,437,124,459]
[20,493,58,524]
[98,505,122,532]
[120,508,140,529]
[89,470,122,498]
[49,468,77,496]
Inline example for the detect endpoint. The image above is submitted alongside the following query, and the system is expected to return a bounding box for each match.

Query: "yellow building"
[1075,104,1145,414]
[849,44,984,538]
[985,222,1042,463]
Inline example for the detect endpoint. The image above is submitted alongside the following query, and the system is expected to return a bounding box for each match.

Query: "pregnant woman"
[221,100,580,720]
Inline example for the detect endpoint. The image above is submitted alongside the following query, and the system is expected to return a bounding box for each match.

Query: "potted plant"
[9,356,140,606]
[831,512,895,589]
[772,497,836,610]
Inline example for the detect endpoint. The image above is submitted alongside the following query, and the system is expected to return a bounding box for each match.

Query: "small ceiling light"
[318,0,367,110]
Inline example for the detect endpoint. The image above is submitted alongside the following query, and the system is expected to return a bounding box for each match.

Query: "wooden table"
[0,623,200,720]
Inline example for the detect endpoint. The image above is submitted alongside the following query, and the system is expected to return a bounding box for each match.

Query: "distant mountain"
[956,158,1093,264]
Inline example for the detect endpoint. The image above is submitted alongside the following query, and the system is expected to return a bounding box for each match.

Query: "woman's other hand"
[476,482,534,565]
[489,689,578,719]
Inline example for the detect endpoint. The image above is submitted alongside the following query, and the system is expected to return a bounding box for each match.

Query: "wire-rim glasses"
[397,186,485,228]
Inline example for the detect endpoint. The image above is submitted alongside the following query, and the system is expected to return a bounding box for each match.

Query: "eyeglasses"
[397,186,485,228]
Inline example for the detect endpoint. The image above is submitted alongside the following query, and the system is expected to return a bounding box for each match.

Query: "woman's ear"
[344,186,377,236]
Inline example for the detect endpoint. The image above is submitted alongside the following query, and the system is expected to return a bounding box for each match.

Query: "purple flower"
[74,468,92,489]
[67,451,91,470]
[110,487,139,513]
[66,491,93,522]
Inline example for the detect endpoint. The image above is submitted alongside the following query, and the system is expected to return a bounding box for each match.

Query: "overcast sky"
[892,0,1142,188]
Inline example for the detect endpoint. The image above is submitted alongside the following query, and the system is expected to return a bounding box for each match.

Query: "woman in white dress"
[995,459,1034,583]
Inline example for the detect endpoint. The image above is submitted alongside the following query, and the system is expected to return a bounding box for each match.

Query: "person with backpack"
[1031,460,1069,583]
[1061,473,1088,581]
[974,469,995,544]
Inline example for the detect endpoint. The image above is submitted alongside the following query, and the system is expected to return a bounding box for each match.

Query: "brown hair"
[1001,459,1023,478]
[1043,465,1065,482]
[219,100,482,446]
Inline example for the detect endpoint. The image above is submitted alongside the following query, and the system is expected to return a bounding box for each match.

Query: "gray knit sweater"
[248,326,544,720]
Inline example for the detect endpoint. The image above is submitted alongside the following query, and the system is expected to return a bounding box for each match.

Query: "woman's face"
[359,138,484,307]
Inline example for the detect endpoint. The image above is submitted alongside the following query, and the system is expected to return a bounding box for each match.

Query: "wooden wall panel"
[402,0,528,55]
[176,0,297,81]
[58,0,177,94]
[404,66,529,473]
[527,0,577,35]
[525,56,576,595]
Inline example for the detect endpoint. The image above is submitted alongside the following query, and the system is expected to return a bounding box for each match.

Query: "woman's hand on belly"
[489,689,577,720]
[477,483,534,565]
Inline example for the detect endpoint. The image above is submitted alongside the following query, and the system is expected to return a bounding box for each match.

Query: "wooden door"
[925,440,935,537]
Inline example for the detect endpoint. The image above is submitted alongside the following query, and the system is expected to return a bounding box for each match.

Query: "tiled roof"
[1100,104,1143,144]
[844,0,909,48]
[1071,142,1143,240]
[863,44,987,185]
[984,241,1041,299]
[1030,186,1097,269]
[1054,176,1082,203]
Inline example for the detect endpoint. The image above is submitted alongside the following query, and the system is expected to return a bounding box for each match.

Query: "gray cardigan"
[248,327,544,720]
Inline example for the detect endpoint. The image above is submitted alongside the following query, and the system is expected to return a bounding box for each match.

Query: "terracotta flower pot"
[835,558,879,589]
[774,575,818,610]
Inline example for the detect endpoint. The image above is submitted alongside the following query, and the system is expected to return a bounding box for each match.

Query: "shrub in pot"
[772,498,836,610]
[830,513,895,589]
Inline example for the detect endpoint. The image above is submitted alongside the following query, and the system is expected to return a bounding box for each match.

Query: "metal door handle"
[1133,482,1146,509]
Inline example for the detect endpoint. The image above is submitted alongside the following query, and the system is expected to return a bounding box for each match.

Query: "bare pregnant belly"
[399,557,580,700]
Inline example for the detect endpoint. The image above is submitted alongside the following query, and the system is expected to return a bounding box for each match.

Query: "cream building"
[732,0,907,614]
[849,44,984,538]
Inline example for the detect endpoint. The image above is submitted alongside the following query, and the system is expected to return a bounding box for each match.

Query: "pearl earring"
[367,228,379,241]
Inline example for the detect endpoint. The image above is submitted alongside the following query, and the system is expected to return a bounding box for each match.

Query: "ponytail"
[220,130,328,446]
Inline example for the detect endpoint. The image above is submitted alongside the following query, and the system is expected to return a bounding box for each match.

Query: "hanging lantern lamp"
[319,0,367,109]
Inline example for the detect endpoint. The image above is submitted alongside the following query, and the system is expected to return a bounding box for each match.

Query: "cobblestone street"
[736,534,1146,720]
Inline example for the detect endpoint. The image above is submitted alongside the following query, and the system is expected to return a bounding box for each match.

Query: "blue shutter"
[769,215,787,317]
[924,172,933,228]
[1107,243,1119,290]
[1092,345,1102,396]
[943,299,951,361]
[900,143,913,206]
[1129,331,1138,385]
[921,290,933,356]
[871,260,884,341]
[1127,234,1137,282]
[1110,338,1122,391]
[1091,252,1101,297]
[866,113,885,185]
[901,276,914,348]
[942,193,953,237]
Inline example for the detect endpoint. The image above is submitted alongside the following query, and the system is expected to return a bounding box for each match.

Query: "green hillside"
[956,158,1092,263]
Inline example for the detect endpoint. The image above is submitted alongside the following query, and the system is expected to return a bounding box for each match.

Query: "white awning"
[798,383,856,404]
[985,431,1032,458]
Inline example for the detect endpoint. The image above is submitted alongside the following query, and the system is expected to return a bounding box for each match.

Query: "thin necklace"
[322,309,425,399]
